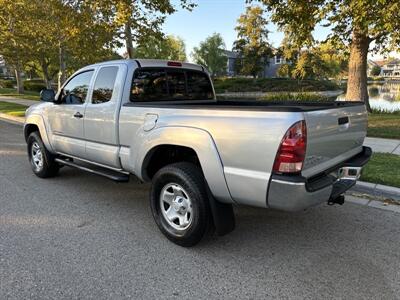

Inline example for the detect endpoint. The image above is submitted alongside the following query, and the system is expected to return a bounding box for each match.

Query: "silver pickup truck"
[24,59,371,246]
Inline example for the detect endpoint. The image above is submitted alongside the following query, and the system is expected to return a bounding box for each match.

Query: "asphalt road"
[1,120,400,300]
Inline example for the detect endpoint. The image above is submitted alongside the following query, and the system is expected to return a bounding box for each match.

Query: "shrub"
[0,79,15,88]
[260,92,334,102]
[24,81,46,92]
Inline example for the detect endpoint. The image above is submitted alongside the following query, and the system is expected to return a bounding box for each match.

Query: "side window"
[92,66,119,104]
[61,71,94,105]
[131,68,168,102]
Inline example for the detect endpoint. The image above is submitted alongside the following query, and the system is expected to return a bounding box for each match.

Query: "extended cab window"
[131,68,213,102]
[61,71,94,105]
[92,66,118,104]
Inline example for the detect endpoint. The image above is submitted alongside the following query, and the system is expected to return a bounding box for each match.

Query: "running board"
[55,158,129,182]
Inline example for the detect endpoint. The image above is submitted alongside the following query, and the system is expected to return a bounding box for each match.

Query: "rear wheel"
[150,162,212,247]
[27,132,59,178]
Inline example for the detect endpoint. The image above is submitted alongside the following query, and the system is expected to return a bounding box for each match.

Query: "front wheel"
[27,132,59,178]
[150,162,212,247]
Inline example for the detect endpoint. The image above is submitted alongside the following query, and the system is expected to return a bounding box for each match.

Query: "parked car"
[24,59,371,246]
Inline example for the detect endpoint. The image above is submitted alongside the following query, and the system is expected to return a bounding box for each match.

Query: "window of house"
[61,71,94,105]
[275,56,283,64]
[92,66,119,104]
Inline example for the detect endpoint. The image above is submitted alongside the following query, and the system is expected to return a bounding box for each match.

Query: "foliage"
[134,35,187,61]
[213,77,339,93]
[192,33,227,77]
[260,92,333,102]
[24,81,47,92]
[233,6,273,77]
[88,0,195,58]
[361,153,400,188]
[370,65,382,76]
[0,80,15,89]
[291,51,331,80]
[254,0,400,107]
[276,64,291,78]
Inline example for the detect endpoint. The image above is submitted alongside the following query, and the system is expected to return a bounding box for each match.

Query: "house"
[0,56,13,78]
[223,50,287,78]
[381,59,400,77]
[368,58,400,77]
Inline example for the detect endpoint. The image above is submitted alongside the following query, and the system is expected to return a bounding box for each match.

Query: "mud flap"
[206,185,235,236]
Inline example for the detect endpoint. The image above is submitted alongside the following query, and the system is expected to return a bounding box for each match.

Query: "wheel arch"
[24,114,54,153]
[136,126,233,204]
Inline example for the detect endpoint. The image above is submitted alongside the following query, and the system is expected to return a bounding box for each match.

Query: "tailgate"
[302,103,367,178]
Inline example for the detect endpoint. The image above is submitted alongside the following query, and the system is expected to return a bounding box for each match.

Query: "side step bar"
[55,158,130,182]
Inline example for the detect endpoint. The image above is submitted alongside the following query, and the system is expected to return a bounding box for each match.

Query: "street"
[1,120,399,300]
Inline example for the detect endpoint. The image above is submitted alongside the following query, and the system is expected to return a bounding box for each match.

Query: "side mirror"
[40,89,56,102]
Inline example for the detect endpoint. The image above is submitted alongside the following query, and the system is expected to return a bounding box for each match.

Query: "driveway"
[1,120,399,299]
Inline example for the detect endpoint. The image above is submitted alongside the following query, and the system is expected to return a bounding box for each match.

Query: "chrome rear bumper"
[267,146,372,212]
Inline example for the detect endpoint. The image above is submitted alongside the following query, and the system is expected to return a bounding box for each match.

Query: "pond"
[339,81,400,112]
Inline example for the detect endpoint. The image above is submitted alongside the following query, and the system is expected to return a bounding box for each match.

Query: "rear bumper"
[267,146,372,212]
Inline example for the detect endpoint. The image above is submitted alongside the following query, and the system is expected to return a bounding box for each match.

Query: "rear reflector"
[167,61,182,67]
[273,120,307,174]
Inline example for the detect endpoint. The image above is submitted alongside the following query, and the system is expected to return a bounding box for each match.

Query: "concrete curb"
[350,181,400,203]
[346,195,400,214]
[0,113,24,125]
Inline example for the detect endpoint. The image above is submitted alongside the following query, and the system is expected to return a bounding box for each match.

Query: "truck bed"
[124,99,365,112]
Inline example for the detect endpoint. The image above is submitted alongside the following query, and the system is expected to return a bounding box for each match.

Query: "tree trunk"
[345,29,371,112]
[40,58,52,89]
[14,65,24,94]
[125,22,134,59]
[58,43,66,89]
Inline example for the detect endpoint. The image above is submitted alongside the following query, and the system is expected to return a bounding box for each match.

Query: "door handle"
[74,112,83,119]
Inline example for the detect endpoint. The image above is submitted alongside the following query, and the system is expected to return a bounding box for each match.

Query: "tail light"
[273,120,307,174]
[167,61,182,67]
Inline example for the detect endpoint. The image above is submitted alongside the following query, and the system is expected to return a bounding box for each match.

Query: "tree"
[255,0,400,110]
[192,33,227,77]
[233,6,273,77]
[0,0,32,93]
[370,65,382,76]
[134,35,187,61]
[89,0,195,59]
[291,50,331,80]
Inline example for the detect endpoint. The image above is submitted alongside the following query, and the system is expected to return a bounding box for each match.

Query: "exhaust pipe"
[328,194,345,206]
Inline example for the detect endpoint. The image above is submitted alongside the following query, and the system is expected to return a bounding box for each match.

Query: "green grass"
[0,101,28,117]
[0,88,40,101]
[213,77,340,94]
[367,113,400,140]
[361,153,400,188]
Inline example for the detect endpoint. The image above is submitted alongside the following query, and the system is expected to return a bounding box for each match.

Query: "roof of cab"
[84,59,205,72]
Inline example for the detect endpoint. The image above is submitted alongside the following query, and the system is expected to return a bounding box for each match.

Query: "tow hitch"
[328,194,345,205]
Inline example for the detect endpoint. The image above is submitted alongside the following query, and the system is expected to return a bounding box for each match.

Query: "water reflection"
[339,81,400,112]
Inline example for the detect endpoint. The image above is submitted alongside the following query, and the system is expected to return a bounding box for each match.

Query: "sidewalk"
[364,137,400,155]
[0,95,39,106]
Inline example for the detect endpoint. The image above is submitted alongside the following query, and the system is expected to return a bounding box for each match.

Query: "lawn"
[0,101,28,117]
[0,88,40,101]
[367,113,400,140]
[360,153,400,188]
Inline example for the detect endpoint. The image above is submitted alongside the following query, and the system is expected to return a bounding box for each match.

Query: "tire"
[150,162,212,247]
[27,132,59,178]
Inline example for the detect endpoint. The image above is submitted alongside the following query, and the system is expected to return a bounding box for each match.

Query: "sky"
[164,0,331,61]
[161,0,398,61]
